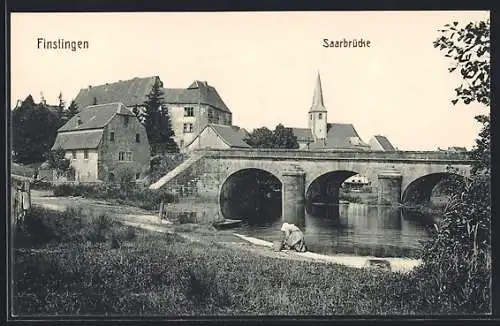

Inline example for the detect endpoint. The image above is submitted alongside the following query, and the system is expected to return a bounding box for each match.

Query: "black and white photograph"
[8,9,491,317]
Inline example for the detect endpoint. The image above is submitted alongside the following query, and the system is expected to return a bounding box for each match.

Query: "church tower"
[308,72,328,141]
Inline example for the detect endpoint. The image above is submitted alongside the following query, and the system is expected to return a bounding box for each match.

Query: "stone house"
[74,77,233,152]
[51,102,150,183]
[186,124,250,151]
[162,80,233,151]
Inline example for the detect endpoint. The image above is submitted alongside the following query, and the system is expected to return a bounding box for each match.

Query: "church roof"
[162,80,231,113]
[74,76,160,108]
[291,128,314,143]
[309,123,370,150]
[309,72,327,113]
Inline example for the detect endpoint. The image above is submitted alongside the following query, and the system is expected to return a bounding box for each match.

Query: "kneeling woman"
[280,222,307,252]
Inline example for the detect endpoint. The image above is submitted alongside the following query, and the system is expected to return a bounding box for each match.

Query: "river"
[224,200,437,258]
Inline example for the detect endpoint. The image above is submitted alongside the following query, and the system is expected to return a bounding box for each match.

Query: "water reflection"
[236,201,436,258]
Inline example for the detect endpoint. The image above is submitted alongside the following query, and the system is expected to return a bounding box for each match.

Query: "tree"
[244,124,299,149]
[66,100,79,120]
[12,95,61,164]
[413,19,491,313]
[47,147,73,178]
[56,92,65,120]
[433,19,490,175]
[272,124,299,149]
[141,79,179,155]
[244,127,274,148]
[433,20,490,107]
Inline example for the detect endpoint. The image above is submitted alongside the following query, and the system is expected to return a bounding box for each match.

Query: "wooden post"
[159,201,164,220]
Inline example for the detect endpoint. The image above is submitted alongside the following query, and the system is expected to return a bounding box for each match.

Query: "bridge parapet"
[194,148,473,163]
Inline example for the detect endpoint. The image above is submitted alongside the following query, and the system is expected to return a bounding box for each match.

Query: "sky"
[10,11,490,150]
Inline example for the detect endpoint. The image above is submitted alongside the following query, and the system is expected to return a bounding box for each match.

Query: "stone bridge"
[150,149,472,223]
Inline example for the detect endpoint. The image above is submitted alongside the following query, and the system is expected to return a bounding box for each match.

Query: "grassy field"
[12,206,459,316]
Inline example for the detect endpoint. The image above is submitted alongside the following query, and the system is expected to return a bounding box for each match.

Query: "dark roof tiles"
[373,135,396,151]
[163,80,231,113]
[52,130,103,150]
[309,123,370,150]
[291,128,314,142]
[58,102,134,132]
[74,77,159,108]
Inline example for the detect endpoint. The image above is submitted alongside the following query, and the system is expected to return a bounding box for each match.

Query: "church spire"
[309,72,327,112]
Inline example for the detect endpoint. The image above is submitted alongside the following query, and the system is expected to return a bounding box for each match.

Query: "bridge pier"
[377,168,402,205]
[282,166,306,227]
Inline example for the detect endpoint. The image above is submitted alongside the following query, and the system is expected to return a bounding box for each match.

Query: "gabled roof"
[163,80,231,113]
[74,76,159,108]
[58,102,134,132]
[309,123,370,150]
[187,124,250,148]
[373,135,396,151]
[291,128,314,143]
[52,130,103,150]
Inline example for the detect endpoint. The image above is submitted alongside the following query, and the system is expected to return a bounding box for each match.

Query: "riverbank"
[30,190,421,269]
[13,205,430,315]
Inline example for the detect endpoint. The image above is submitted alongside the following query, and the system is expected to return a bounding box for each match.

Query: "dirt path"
[30,190,421,273]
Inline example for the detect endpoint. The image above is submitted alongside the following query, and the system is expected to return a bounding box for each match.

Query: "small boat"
[213,219,243,230]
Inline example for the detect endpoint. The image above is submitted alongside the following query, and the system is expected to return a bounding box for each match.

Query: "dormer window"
[77,117,82,125]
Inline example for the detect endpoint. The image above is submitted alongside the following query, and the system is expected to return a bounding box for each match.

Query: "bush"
[85,214,116,244]
[13,206,126,249]
[412,175,491,313]
[14,207,86,247]
[149,154,186,184]
[52,183,177,211]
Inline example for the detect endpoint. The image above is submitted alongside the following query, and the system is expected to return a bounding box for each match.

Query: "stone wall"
[64,149,98,181]
[98,114,150,182]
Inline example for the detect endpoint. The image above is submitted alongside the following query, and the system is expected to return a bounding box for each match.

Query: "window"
[310,114,313,120]
[184,107,194,117]
[136,133,140,143]
[110,132,115,141]
[124,116,129,127]
[207,108,214,123]
[119,151,133,161]
[108,173,115,182]
[136,173,140,180]
[72,150,77,159]
[180,140,184,148]
[318,113,323,119]
[84,150,89,159]
[183,123,193,133]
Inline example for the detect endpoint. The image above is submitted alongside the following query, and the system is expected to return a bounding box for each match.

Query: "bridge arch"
[401,172,467,205]
[219,168,283,224]
[305,170,362,215]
